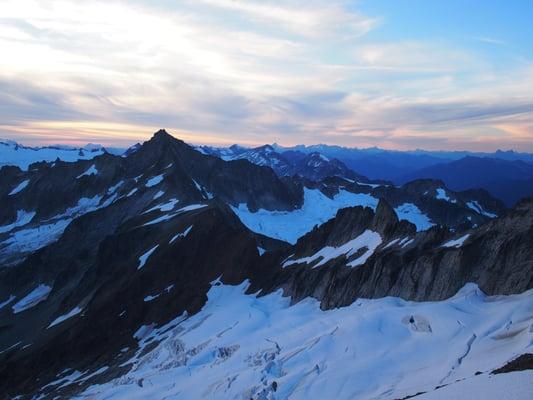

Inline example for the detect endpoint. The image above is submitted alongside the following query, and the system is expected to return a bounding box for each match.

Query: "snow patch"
[138,245,159,270]
[232,188,379,244]
[169,225,193,244]
[443,234,470,248]
[107,180,124,195]
[467,201,497,218]
[145,174,164,187]
[144,198,179,214]
[1,219,72,257]
[8,179,30,195]
[283,230,382,268]
[76,164,98,179]
[0,210,36,234]
[0,295,16,310]
[394,203,435,231]
[153,190,165,200]
[12,284,52,314]
[126,188,138,197]
[47,307,83,328]
[436,188,450,202]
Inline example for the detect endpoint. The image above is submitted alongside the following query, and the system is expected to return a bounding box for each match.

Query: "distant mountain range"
[3,138,533,206]
[197,144,371,183]
[398,156,533,207]
[272,143,533,181]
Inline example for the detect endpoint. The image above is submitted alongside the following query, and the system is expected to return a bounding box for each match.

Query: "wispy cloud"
[0,0,531,151]
[475,36,506,45]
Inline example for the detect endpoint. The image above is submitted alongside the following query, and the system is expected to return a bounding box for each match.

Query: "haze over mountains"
[0,130,532,399]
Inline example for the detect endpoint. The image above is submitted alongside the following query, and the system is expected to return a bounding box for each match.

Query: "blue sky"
[0,0,532,151]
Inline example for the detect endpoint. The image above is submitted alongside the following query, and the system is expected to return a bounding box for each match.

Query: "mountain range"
[0,130,531,399]
[200,143,533,206]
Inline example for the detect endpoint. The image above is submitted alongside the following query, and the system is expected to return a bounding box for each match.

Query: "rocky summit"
[0,130,531,399]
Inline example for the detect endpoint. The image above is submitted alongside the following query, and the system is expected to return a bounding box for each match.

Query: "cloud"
[0,0,531,151]
[475,36,506,45]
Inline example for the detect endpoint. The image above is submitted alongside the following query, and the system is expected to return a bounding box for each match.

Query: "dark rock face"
[291,152,368,182]
[0,202,265,398]
[253,198,533,309]
[492,354,533,374]
[0,130,531,399]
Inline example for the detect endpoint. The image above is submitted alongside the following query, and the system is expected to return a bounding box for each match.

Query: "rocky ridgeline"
[0,130,530,398]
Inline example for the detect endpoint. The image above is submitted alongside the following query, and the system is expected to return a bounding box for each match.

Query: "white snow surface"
[467,201,498,218]
[138,245,159,270]
[77,282,533,400]
[76,164,98,179]
[145,174,164,188]
[0,140,106,170]
[443,234,471,248]
[47,307,83,328]
[169,225,193,244]
[283,230,382,268]
[436,188,450,201]
[12,284,52,314]
[232,188,379,244]
[0,295,16,310]
[143,198,180,214]
[143,204,206,226]
[1,219,72,257]
[415,370,533,400]
[0,210,36,234]
[8,179,30,195]
[394,203,435,231]
[153,190,165,200]
[0,193,122,260]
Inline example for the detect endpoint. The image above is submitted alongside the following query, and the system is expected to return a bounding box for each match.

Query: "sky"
[0,0,532,151]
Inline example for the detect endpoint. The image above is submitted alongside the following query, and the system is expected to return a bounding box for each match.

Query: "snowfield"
[72,281,533,400]
[467,201,498,218]
[0,140,107,170]
[394,203,435,231]
[8,179,30,195]
[47,307,83,328]
[443,234,471,248]
[283,229,382,268]
[76,164,98,179]
[12,284,52,314]
[0,194,119,262]
[232,188,379,244]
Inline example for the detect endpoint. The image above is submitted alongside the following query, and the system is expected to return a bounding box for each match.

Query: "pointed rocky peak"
[146,129,188,151]
[138,130,192,158]
[373,198,398,226]
[153,128,172,139]
[123,143,141,157]
[254,144,275,154]
[229,144,246,154]
[372,198,417,238]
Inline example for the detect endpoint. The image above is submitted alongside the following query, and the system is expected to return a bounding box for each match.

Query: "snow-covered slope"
[0,140,123,170]
[232,188,379,244]
[76,281,533,400]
